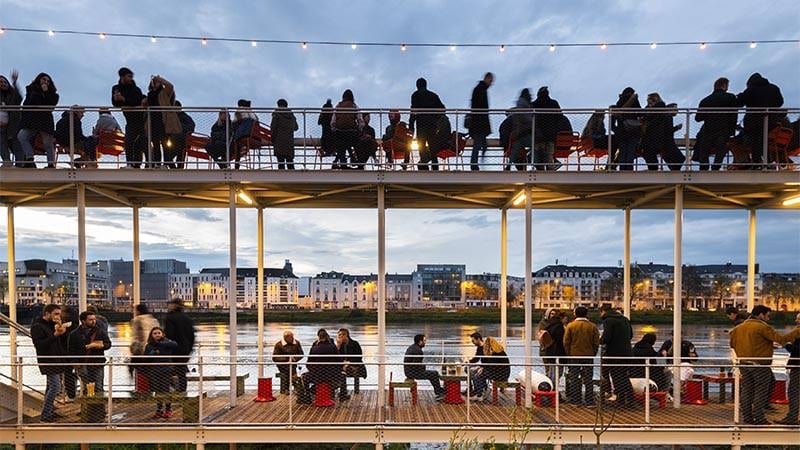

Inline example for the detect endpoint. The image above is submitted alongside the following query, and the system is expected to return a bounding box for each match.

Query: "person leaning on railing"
[111,67,147,168]
[330,89,363,170]
[609,87,643,171]
[17,72,59,168]
[0,69,23,168]
[737,72,784,168]
[729,305,800,425]
[692,77,740,171]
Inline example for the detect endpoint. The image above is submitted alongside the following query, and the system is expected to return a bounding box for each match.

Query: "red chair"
[436,132,467,170]
[578,136,608,171]
[681,378,708,405]
[97,130,126,167]
[554,131,581,170]
[533,390,557,407]
[768,126,794,169]
[235,122,273,169]
[382,129,414,170]
[185,132,212,169]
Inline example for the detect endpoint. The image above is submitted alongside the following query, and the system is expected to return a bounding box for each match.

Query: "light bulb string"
[2,27,798,48]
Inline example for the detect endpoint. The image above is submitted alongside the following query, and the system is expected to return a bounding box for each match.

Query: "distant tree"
[710,274,734,310]
[562,285,577,309]
[682,265,708,308]
[763,277,800,311]
[56,281,73,304]
[600,276,622,303]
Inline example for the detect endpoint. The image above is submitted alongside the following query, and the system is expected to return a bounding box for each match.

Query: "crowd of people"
[2,68,796,170]
[27,299,800,425]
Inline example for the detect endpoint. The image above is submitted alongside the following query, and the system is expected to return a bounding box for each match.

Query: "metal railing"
[1,105,797,172]
[3,353,797,429]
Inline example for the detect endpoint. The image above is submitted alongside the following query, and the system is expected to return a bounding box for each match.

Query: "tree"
[56,281,73,304]
[42,284,57,303]
[562,285,577,309]
[763,277,800,311]
[600,276,622,303]
[710,274,734,310]
[682,265,708,309]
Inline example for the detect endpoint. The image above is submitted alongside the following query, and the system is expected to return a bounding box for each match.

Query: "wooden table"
[440,375,467,405]
[700,373,735,403]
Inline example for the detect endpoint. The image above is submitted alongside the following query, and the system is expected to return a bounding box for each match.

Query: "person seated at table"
[659,339,699,393]
[336,328,366,400]
[466,332,510,402]
[298,329,343,404]
[404,334,445,401]
[631,333,668,391]
[381,110,410,169]
[54,106,98,168]
[205,111,233,169]
[352,113,378,169]
[272,330,304,394]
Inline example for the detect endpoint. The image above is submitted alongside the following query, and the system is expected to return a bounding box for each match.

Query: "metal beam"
[97,184,229,204]
[523,185,532,408]
[377,185,387,418]
[747,209,756,312]
[267,184,374,206]
[229,186,238,407]
[77,183,87,312]
[132,206,140,311]
[623,207,631,318]
[500,209,508,346]
[388,184,497,207]
[7,206,17,368]
[756,190,800,209]
[257,207,265,378]
[672,185,683,409]
[685,185,749,207]
[85,184,133,207]
[13,183,74,206]
[628,186,672,209]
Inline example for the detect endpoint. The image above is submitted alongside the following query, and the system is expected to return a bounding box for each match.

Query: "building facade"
[0,259,111,306]
[189,260,299,309]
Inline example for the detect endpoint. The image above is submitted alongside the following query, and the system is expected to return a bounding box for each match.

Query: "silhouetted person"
[164,298,196,393]
[30,304,67,422]
[563,306,600,405]
[18,73,59,168]
[630,333,668,391]
[0,70,23,167]
[55,106,98,167]
[610,87,642,171]
[410,78,445,170]
[641,93,684,171]
[693,77,739,170]
[508,88,533,171]
[737,73,784,168]
[112,67,147,168]
[600,304,634,408]
[353,113,378,169]
[318,99,335,158]
[330,89,363,169]
[404,334,445,400]
[531,86,561,170]
[205,111,233,169]
[271,98,298,170]
[467,72,493,170]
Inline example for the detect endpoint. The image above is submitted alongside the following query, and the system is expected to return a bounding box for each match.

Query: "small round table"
[440,375,467,405]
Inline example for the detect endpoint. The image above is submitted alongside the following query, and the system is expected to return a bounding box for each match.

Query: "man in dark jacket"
[539,308,566,386]
[600,304,634,407]
[630,333,668,391]
[467,73,493,171]
[336,328,366,399]
[725,306,749,328]
[403,334,445,399]
[777,312,800,425]
[17,73,59,168]
[30,304,67,422]
[531,87,562,170]
[164,298,196,392]
[410,78,445,171]
[298,329,343,403]
[0,70,23,168]
[270,98,299,170]
[737,72,784,167]
[67,311,112,394]
[54,107,98,167]
[693,77,740,170]
[111,67,147,168]
[273,330,304,394]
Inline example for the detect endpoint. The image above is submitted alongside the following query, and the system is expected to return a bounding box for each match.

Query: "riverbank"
[98,308,797,326]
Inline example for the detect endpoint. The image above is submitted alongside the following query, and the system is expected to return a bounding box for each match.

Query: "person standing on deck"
[467,72,494,171]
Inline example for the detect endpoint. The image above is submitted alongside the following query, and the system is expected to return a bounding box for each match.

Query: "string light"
[251,40,257,47]
[549,44,556,52]
[499,44,505,52]
[400,43,407,52]
[0,28,797,52]
[301,41,308,49]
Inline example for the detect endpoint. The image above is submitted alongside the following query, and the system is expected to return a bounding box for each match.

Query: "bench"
[77,391,203,423]
[633,390,668,408]
[187,373,249,397]
[491,380,522,406]
[388,375,417,407]
[533,390,556,408]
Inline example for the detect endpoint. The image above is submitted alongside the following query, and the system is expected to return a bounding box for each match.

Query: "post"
[607,109,613,168]
[68,106,75,168]
[683,111,691,170]
[500,208,508,345]
[554,364,560,423]
[146,108,153,166]
[228,186,238,407]
[523,185,533,408]
[302,110,307,168]
[747,209,756,312]
[106,358,113,424]
[16,357,23,425]
[623,207,631,317]
[377,185,387,416]
[645,361,651,423]
[78,183,87,312]
[257,207,265,378]
[132,206,140,312]
[198,355,204,424]
[7,206,17,367]
[762,115,769,166]
[530,114,536,171]
[225,109,231,166]
[733,359,740,424]
[672,185,683,409]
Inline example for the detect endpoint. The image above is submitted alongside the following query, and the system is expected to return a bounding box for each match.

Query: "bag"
[622,119,641,131]
[537,329,553,350]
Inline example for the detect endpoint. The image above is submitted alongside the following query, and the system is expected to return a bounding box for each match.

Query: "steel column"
[623,207,631,317]
[257,207,265,378]
[500,208,508,345]
[523,186,533,408]
[377,185,387,415]
[132,206,140,311]
[672,185,683,409]
[7,206,16,366]
[77,183,87,311]
[747,209,756,312]
[229,186,238,407]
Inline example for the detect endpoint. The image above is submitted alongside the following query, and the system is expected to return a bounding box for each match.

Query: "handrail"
[0,311,32,338]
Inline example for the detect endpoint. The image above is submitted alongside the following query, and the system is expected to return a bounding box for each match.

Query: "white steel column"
[257,207,265,378]
[7,206,17,366]
[132,206,140,311]
[500,209,508,345]
[623,208,631,317]
[377,185,387,414]
[523,186,533,408]
[229,187,238,407]
[77,183,87,312]
[672,185,683,409]
[747,209,756,312]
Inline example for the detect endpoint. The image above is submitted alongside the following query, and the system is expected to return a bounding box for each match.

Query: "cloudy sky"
[1,0,799,276]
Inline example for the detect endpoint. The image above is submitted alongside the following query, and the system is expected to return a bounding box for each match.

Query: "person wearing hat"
[530,86,562,171]
[111,67,147,168]
[164,298,196,393]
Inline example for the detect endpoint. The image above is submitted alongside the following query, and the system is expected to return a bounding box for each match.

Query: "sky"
[0,0,799,276]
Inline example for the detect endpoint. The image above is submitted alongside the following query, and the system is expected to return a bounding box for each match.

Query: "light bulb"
[98,32,107,40]
[48,30,55,37]
[699,42,707,50]
[301,42,308,49]
[650,42,657,49]
[201,38,208,46]
[251,41,257,47]
[749,41,757,49]
[351,43,357,50]
[499,45,506,52]
[449,44,456,51]
[400,44,407,52]
[150,36,157,43]
[0,28,5,35]
[600,43,608,50]
[549,44,556,52]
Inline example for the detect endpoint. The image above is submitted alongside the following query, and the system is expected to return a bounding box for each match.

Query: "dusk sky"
[1,0,798,276]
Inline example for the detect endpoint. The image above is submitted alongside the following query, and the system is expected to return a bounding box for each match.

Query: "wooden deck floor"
[25,389,792,428]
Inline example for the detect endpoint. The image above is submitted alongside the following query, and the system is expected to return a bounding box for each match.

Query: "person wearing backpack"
[330,89,363,169]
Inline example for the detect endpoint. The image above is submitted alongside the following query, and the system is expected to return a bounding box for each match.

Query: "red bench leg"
[411,385,418,406]
[313,383,335,407]
[388,387,394,407]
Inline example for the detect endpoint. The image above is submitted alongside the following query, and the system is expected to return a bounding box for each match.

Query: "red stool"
[634,390,667,408]
[254,377,276,402]
[770,379,789,404]
[682,379,708,405]
[313,382,336,407]
[135,371,150,393]
[492,381,522,406]
[533,390,557,407]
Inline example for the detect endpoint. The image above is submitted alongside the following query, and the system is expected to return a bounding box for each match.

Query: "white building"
[1,259,111,306]
[309,272,415,310]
